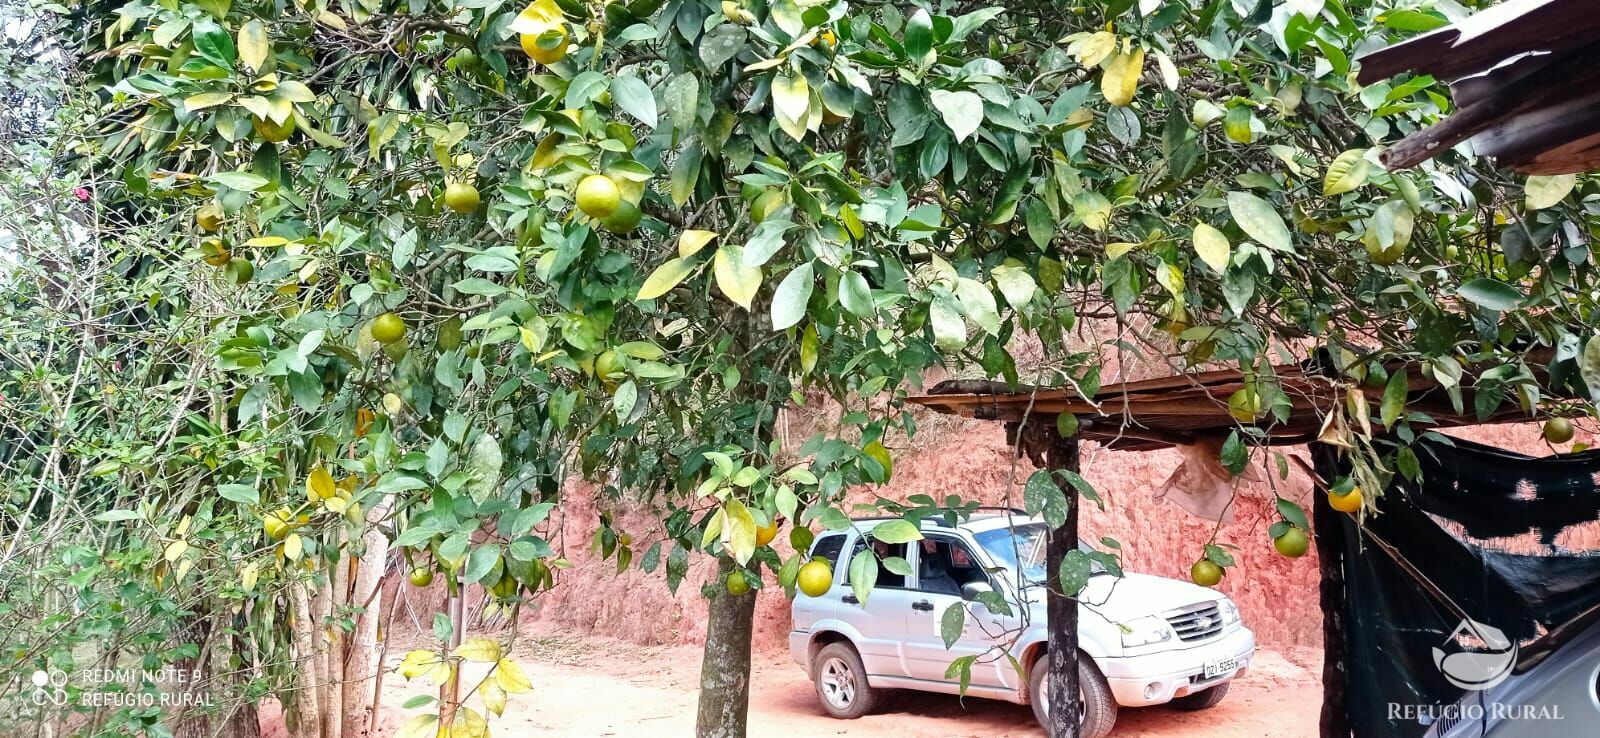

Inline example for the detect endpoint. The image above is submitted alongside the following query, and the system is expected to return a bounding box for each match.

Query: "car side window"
[846,537,909,589]
[913,537,991,595]
[810,534,846,568]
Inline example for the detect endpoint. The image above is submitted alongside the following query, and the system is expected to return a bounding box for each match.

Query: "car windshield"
[974,523,1048,584]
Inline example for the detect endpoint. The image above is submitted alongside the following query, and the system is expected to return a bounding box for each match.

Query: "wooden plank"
[1356,0,1595,85]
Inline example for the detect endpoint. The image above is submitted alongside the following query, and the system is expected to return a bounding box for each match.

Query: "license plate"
[1202,656,1236,679]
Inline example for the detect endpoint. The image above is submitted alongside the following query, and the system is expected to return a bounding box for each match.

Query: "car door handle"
[911,600,934,611]
[841,594,858,604]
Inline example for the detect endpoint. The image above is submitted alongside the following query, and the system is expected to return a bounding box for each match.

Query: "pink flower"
[74,187,90,202]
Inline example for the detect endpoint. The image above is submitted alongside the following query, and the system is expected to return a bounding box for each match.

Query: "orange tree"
[48,0,1600,737]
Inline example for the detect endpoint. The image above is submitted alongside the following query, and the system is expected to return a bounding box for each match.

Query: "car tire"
[1170,682,1230,710]
[812,642,877,719]
[1029,654,1118,738]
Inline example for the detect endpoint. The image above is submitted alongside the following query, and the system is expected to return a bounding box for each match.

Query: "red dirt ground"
[318,627,1322,738]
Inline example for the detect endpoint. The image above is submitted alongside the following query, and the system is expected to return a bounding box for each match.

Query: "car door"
[902,534,1017,687]
[829,533,915,679]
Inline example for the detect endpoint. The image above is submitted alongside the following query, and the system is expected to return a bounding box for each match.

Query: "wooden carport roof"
[907,354,1549,452]
[1357,0,1600,174]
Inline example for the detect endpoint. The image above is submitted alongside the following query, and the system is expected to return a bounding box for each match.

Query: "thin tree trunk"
[327,547,347,738]
[313,567,338,738]
[343,510,391,737]
[289,583,322,738]
[226,623,263,738]
[1042,436,1081,738]
[694,556,756,738]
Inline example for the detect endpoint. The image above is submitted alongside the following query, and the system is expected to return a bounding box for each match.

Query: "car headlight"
[1218,598,1240,625]
[1120,615,1175,648]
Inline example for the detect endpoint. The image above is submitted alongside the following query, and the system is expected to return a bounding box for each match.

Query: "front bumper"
[1100,625,1256,707]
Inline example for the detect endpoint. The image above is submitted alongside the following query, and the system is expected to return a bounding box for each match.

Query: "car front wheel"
[1029,655,1117,738]
[812,642,878,719]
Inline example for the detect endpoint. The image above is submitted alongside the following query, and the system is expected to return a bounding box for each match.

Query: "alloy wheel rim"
[819,657,856,709]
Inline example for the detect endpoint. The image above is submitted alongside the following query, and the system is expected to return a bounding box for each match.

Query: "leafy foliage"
[12,0,1600,732]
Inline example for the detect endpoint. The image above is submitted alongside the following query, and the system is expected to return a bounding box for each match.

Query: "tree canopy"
[7,0,1599,736]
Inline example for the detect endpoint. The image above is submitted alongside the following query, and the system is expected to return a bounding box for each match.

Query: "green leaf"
[1323,149,1371,196]
[940,602,966,648]
[1059,549,1092,596]
[699,24,746,69]
[1191,223,1231,272]
[1220,431,1247,475]
[882,556,912,576]
[771,262,814,330]
[1525,174,1576,210]
[466,544,501,584]
[185,92,232,110]
[1381,368,1408,428]
[1275,497,1310,530]
[945,655,977,695]
[929,90,984,143]
[839,270,874,317]
[192,21,236,68]
[1224,105,1253,143]
[991,264,1036,311]
[666,546,689,594]
[465,437,502,498]
[1457,279,1522,312]
[771,72,810,125]
[1023,469,1069,529]
[954,278,1000,335]
[848,548,877,605]
[929,293,966,350]
[611,75,657,128]
[1227,191,1292,252]
[870,519,923,544]
[565,71,609,108]
[210,171,270,191]
[904,8,934,59]
[217,483,259,505]
[637,258,694,300]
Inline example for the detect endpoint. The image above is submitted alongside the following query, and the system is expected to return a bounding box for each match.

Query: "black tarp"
[1313,436,1600,738]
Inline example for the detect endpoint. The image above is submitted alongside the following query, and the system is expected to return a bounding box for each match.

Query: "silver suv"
[789,513,1255,737]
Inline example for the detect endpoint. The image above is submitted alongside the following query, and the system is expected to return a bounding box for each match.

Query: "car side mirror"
[961,581,994,602]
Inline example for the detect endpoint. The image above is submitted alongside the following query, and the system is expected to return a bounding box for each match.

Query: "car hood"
[1022,572,1224,623]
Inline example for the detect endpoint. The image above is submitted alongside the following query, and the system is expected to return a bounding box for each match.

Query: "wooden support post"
[1010,419,1081,738]
[1044,436,1082,738]
[1310,442,1352,738]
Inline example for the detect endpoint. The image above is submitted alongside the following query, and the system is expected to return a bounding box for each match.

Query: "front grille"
[1165,601,1224,642]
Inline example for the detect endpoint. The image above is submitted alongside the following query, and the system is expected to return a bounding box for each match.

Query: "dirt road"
[349,629,1321,738]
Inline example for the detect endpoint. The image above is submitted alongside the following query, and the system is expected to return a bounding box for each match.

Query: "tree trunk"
[313,568,339,738]
[343,504,392,737]
[694,556,756,738]
[289,582,322,738]
[172,615,213,738]
[226,623,263,738]
[223,699,262,738]
[1042,436,1081,738]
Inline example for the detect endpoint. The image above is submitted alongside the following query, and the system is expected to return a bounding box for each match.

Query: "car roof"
[828,511,1047,538]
